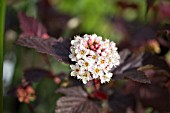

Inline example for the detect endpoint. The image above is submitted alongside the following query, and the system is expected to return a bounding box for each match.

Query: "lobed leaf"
[55,87,100,113]
[18,12,47,38]
[113,70,151,83]
[112,48,170,83]
[17,12,72,64]
[16,36,71,64]
[56,86,88,97]
[112,49,151,83]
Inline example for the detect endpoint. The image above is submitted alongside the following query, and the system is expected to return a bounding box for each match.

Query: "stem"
[0,0,6,112]
[93,79,100,91]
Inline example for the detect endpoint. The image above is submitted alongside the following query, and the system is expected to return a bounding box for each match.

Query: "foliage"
[3,0,170,113]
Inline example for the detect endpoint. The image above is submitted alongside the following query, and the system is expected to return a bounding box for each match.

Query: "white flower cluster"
[69,34,120,84]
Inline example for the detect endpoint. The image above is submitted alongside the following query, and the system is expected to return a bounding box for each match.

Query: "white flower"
[70,64,82,76]
[90,66,103,79]
[78,70,92,84]
[71,36,81,45]
[69,34,120,84]
[77,58,94,70]
[97,57,108,69]
[100,72,113,84]
[75,48,89,59]
[69,51,77,61]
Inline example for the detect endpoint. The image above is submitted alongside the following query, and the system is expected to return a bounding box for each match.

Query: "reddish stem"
[93,79,100,91]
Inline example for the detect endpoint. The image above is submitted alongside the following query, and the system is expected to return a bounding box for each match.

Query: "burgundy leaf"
[123,70,150,83]
[52,38,71,64]
[18,12,48,38]
[113,70,151,83]
[119,49,132,64]
[112,49,144,74]
[24,68,52,82]
[56,86,87,97]
[17,12,72,63]
[142,52,170,72]
[112,49,170,83]
[112,49,147,83]
[144,69,170,85]
[55,87,100,113]
[138,85,170,112]
[108,91,135,113]
[16,37,71,64]
[124,71,170,113]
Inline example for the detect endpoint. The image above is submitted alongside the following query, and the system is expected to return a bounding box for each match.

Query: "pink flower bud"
[88,39,94,45]
[90,45,95,50]
[42,33,49,39]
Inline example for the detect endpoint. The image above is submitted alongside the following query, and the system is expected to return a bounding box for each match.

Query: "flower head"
[16,85,36,104]
[69,34,120,84]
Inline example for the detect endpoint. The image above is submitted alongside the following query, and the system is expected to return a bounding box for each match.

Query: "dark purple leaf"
[16,36,71,64]
[112,49,170,83]
[18,12,48,38]
[124,71,170,112]
[23,68,52,82]
[56,86,88,97]
[112,49,144,74]
[142,52,170,72]
[17,12,71,64]
[55,87,100,113]
[108,91,135,113]
[113,70,151,83]
[145,69,170,84]
[119,49,132,64]
[52,38,71,64]
[138,85,170,112]
[112,49,146,82]
[17,12,72,63]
